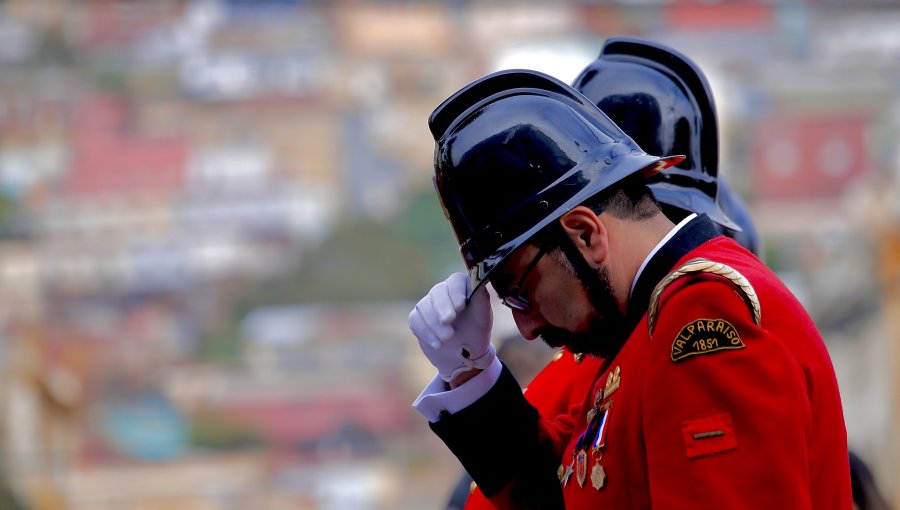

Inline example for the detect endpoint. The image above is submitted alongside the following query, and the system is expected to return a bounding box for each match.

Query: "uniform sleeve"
[430,363,583,510]
[462,354,604,510]
[642,278,814,510]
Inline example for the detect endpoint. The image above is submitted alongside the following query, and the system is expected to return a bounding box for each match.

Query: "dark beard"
[538,265,630,359]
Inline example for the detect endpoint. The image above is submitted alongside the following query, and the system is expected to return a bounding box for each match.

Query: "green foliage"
[35,27,75,67]
[292,219,431,301]
[196,323,244,364]
[0,485,28,510]
[0,194,29,241]
[394,189,459,258]
[234,188,463,312]
[189,410,264,451]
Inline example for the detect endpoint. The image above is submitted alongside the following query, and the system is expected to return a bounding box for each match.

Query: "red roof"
[752,113,871,200]
[217,391,413,446]
[66,96,187,196]
[78,1,183,49]
[664,3,774,31]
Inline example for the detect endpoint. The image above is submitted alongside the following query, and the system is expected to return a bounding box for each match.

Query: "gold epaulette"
[647,258,762,337]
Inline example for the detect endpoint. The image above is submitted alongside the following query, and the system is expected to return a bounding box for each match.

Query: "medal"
[589,366,620,421]
[575,449,588,488]
[590,461,606,490]
[575,367,618,490]
[561,460,574,486]
[604,366,620,399]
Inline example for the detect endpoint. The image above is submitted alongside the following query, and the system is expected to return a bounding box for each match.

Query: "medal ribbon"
[576,404,611,452]
[592,406,610,450]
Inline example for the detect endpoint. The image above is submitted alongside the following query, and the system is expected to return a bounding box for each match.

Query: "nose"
[512,309,544,341]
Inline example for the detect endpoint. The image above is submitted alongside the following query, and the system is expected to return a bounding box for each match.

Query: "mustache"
[538,326,599,355]
[537,316,629,359]
[537,326,568,349]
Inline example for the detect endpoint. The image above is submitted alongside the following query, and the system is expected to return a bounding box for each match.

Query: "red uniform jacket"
[432,215,852,510]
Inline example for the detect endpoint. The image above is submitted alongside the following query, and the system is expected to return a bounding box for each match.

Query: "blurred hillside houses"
[0,1,896,509]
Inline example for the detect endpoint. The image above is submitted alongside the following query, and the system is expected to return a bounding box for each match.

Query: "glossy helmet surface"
[429,69,683,296]
[572,36,741,231]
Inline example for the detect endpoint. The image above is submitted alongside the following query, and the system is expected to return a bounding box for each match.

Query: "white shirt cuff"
[411,357,503,422]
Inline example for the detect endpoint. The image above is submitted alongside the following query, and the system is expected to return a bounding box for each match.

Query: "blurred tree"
[233,187,461,312]
[35,27,75,67]
[392,187,463,277]
[0,479,28,510]
[197,318,244,364]
[199,188,461,363]
[189,409,264,451]
[0,194,31,240]
[299,219,427,301]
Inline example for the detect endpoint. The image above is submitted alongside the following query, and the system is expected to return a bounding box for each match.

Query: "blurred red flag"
[753,113,870,200]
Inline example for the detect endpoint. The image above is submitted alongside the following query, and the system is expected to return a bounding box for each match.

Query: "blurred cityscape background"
[0,0,897,509]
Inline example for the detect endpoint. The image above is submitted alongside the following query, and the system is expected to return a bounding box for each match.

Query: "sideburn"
[546,227,630,359]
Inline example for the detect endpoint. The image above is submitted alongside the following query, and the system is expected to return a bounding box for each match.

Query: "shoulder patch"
[671,318,745,362]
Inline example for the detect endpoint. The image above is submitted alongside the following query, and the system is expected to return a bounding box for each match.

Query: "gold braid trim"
[647,258,761,338]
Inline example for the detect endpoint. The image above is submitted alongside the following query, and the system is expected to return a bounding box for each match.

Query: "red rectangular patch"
[681,413,738,459]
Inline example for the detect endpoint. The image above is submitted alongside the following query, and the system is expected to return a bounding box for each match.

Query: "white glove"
[409,272,495,383]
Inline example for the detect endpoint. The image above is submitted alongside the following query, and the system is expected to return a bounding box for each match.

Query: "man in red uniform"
[457,35,763,510]
[457,35,761,509]
[410,67,852,509]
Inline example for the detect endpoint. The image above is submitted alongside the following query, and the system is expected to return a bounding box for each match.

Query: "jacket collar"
[625,213,721,331]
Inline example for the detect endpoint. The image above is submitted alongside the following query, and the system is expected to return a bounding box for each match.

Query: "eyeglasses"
[498,245,548,313]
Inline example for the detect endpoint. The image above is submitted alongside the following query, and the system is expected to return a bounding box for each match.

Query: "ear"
[558,206,608,264]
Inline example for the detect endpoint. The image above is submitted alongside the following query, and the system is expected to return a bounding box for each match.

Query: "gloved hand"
[409,272,495,383]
